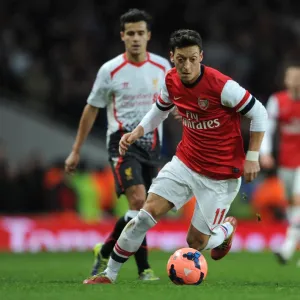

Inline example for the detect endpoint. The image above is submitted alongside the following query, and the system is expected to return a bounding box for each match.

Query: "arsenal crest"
[198,98,209,110]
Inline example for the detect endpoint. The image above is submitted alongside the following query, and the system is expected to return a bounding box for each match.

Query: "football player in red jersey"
[260,54,300,265]
[83,29,268,284]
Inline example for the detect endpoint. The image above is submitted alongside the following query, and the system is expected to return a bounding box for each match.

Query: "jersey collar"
[123,52,149,67]
[181,64,205,88]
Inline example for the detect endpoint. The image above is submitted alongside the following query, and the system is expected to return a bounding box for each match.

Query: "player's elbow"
[86,104,99,113]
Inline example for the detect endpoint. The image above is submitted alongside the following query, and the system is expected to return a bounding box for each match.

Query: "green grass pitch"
[0,251,299,300]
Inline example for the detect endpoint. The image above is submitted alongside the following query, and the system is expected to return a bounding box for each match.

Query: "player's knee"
[131,197,144,210]
[127,192,145,210]
[186,235,208,251]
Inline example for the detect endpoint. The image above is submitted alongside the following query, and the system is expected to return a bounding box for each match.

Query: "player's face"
[285,67,300,99]
[171,46,203,84]
[121,21,151,58]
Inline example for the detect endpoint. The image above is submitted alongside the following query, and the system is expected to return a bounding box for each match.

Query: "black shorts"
[110,156,159,197]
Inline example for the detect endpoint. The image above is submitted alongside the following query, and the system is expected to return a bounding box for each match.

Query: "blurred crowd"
[1,0,299,124]
[1,0,298,217]
[0,139,119,217]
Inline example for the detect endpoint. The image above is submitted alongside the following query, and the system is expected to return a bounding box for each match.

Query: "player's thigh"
[191,176,241,234]
[110,156,146,208]
[147,156,193,216]
[278,167,294,201]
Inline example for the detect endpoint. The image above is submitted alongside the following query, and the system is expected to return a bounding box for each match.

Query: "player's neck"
[181,64,204,88]
[125,51,148,64]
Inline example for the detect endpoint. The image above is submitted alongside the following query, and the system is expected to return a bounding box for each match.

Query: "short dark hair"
[120,9,152,32]
[284,48,300,69]
[169,29,203,53]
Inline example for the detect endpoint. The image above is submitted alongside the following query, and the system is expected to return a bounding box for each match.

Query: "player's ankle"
[221,222,233,238]
[104,268,118,282]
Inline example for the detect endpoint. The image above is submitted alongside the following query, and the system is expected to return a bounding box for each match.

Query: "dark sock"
[100,216,127,258]
[134,236,150,275]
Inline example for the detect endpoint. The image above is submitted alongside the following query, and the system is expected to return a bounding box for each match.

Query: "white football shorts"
[148,156,241,234]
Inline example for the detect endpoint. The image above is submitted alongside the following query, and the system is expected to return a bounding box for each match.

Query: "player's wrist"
[246,151,259,161]
[72,147,81,154]
[134,125,144,137]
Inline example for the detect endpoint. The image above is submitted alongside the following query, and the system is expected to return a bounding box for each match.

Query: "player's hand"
[243,160,260,183]
[119,126,144,156]
[260,154,275,169]
[65,151,80,175]
[171,107,182,122]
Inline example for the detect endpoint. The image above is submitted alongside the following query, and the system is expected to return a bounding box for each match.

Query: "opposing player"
[260,55,300,264]
[83,29,268,284]
[65,9,171,280]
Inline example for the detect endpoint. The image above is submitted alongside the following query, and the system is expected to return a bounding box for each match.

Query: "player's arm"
[65,66,111,174]
[259,96,278,169]
[70,104,99,154]
[221,80,268,182]
[119,81,174,155]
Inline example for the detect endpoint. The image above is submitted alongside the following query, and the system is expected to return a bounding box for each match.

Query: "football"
[167,247,208,285]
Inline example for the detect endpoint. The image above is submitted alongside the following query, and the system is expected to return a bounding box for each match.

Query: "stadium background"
[0,0,299,253]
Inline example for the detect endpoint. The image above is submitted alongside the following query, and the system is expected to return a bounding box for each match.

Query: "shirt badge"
[198,98,209,110]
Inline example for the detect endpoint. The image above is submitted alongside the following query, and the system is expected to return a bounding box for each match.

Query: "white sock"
[222,222,234,237]
[105,209,156,281]
[280,206,300,260]
[124,210,139,222]
[288,207,300,224]
[280,226,299,260]
[204,222,233,250]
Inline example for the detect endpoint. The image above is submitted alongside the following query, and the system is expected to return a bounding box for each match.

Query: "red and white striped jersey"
[87,52,171,159]
[157,65,256,180]
[261,90,300,168]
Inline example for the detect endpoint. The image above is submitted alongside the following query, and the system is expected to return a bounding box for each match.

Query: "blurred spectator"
[23,58,51,110]
[1,0,299,125]
[251,169,287,222]
[1,0,300,217]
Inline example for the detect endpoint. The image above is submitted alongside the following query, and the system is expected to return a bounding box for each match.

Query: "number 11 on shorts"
[213,208,226,225]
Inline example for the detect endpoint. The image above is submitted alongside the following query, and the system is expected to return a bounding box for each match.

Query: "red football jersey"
[272,91,300,168]
[157,65,254,180]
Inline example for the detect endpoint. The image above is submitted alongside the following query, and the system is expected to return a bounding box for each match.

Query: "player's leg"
[84,193,173,284]
[276,167,300,264]
[186,175,241,259]
[91,157,147,276]
[132,163,160,280]
[83,156,193,284]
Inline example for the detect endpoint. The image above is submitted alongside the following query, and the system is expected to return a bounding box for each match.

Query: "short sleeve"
[87,65,111,108]
[221,80,252,112]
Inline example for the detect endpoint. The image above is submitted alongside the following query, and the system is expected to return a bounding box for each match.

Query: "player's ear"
[199,50,204,62]
[170,51,174,63]
[147,31,151,41]
[120,31,125,42]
